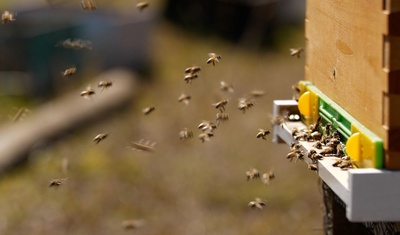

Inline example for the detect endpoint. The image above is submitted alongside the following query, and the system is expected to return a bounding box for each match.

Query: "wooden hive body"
[305,0,400,169]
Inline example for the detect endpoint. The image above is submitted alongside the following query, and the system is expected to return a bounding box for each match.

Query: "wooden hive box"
[305,0,400,169]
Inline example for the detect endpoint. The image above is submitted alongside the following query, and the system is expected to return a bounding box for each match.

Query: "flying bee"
[308,163,318,172]
[184,73,198,84]
[81,0,97,10]
[238,98,254,113]
[246,168,260,181]
[136,2,149,11]
[142,106,156,115]
[220,81,234,93]
[290,47,304,58]
[198,120,217,132]
[128,139,156,152]
[207,53,221,66]
[80,86,95,99]
[256,129,271,140]
[262,170,275,185]
[11,107,29,122]
[61,67,77,77]
[178,93,191,105]
[93,133,109,144]
[248,197,267,209]
[121,219,146,230]
[1,11,16,24]
[56,39,93,50]
[179,128,193,140]
[49,178,67,188]
[98,80,112,91]
[249,90,266,98]
[213,99,228,112]
[185,66,201,74]
[216,112,229,126]
[198,131,214,143]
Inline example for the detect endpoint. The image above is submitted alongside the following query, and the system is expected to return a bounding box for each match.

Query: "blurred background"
[0,0,325,234]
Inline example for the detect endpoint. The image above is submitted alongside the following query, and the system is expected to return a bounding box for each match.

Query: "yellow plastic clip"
[298,90,319,125]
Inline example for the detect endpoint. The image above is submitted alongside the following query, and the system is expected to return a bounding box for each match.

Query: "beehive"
[305,0,400,169]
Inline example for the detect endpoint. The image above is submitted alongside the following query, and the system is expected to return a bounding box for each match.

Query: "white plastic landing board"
[273,100,400,222]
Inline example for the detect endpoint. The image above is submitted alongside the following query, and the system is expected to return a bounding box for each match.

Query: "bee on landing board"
[248,197,267,209]
[1,11,16,24]
[98,81,112,91]
[49,178,67,188]
[207,53,221,66]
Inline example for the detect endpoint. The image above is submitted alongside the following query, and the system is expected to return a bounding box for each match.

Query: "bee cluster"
[286,117,356,171]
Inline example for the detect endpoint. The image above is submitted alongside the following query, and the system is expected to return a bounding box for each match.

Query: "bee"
[292,84,300,101]
[324,123,332,135]
[184,73,198,84]
[12,107,29,122]
[287,150,304,162]
[98,80,112,91]
[246,168,260,181]
[121,219,146,230]
[93,133,109,144]
[1,11,16,24]
[179,128,193,140]
[56,39,93,50]
[178,93,191,105]
[312,141,323,149]
[308,163,318,172]
[198,131,214,143]
[61,67,77,77]
[220,81,234,93]
[320,146,336,155]
[237,98,254,113]
[80,86,96,99]
[271,115,286,127]
[290,47,304,58]
[212,99,228,112]
[81,0,97,10]
[256,129,271,140]
[216,112,229,126]
[261,170,275,185]
[207,53,221,66]
[49,178,67,188]
[198,120,217,132]
[249,90,265,98]
[185,66,201,74]
[128,139,156,152]
[142,106,156,115]
[248,197,267,209]
[136,2,149,11]
[310,131,322,141]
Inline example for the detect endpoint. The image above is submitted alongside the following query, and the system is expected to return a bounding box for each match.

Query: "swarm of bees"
[1,11,16,24]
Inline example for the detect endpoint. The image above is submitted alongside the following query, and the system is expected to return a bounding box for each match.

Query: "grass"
[0,5,324,235]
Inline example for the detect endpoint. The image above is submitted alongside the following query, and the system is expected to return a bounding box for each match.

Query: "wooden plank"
[0,69,137,173]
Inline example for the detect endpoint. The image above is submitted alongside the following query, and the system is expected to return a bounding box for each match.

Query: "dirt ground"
[0,3,324,234]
